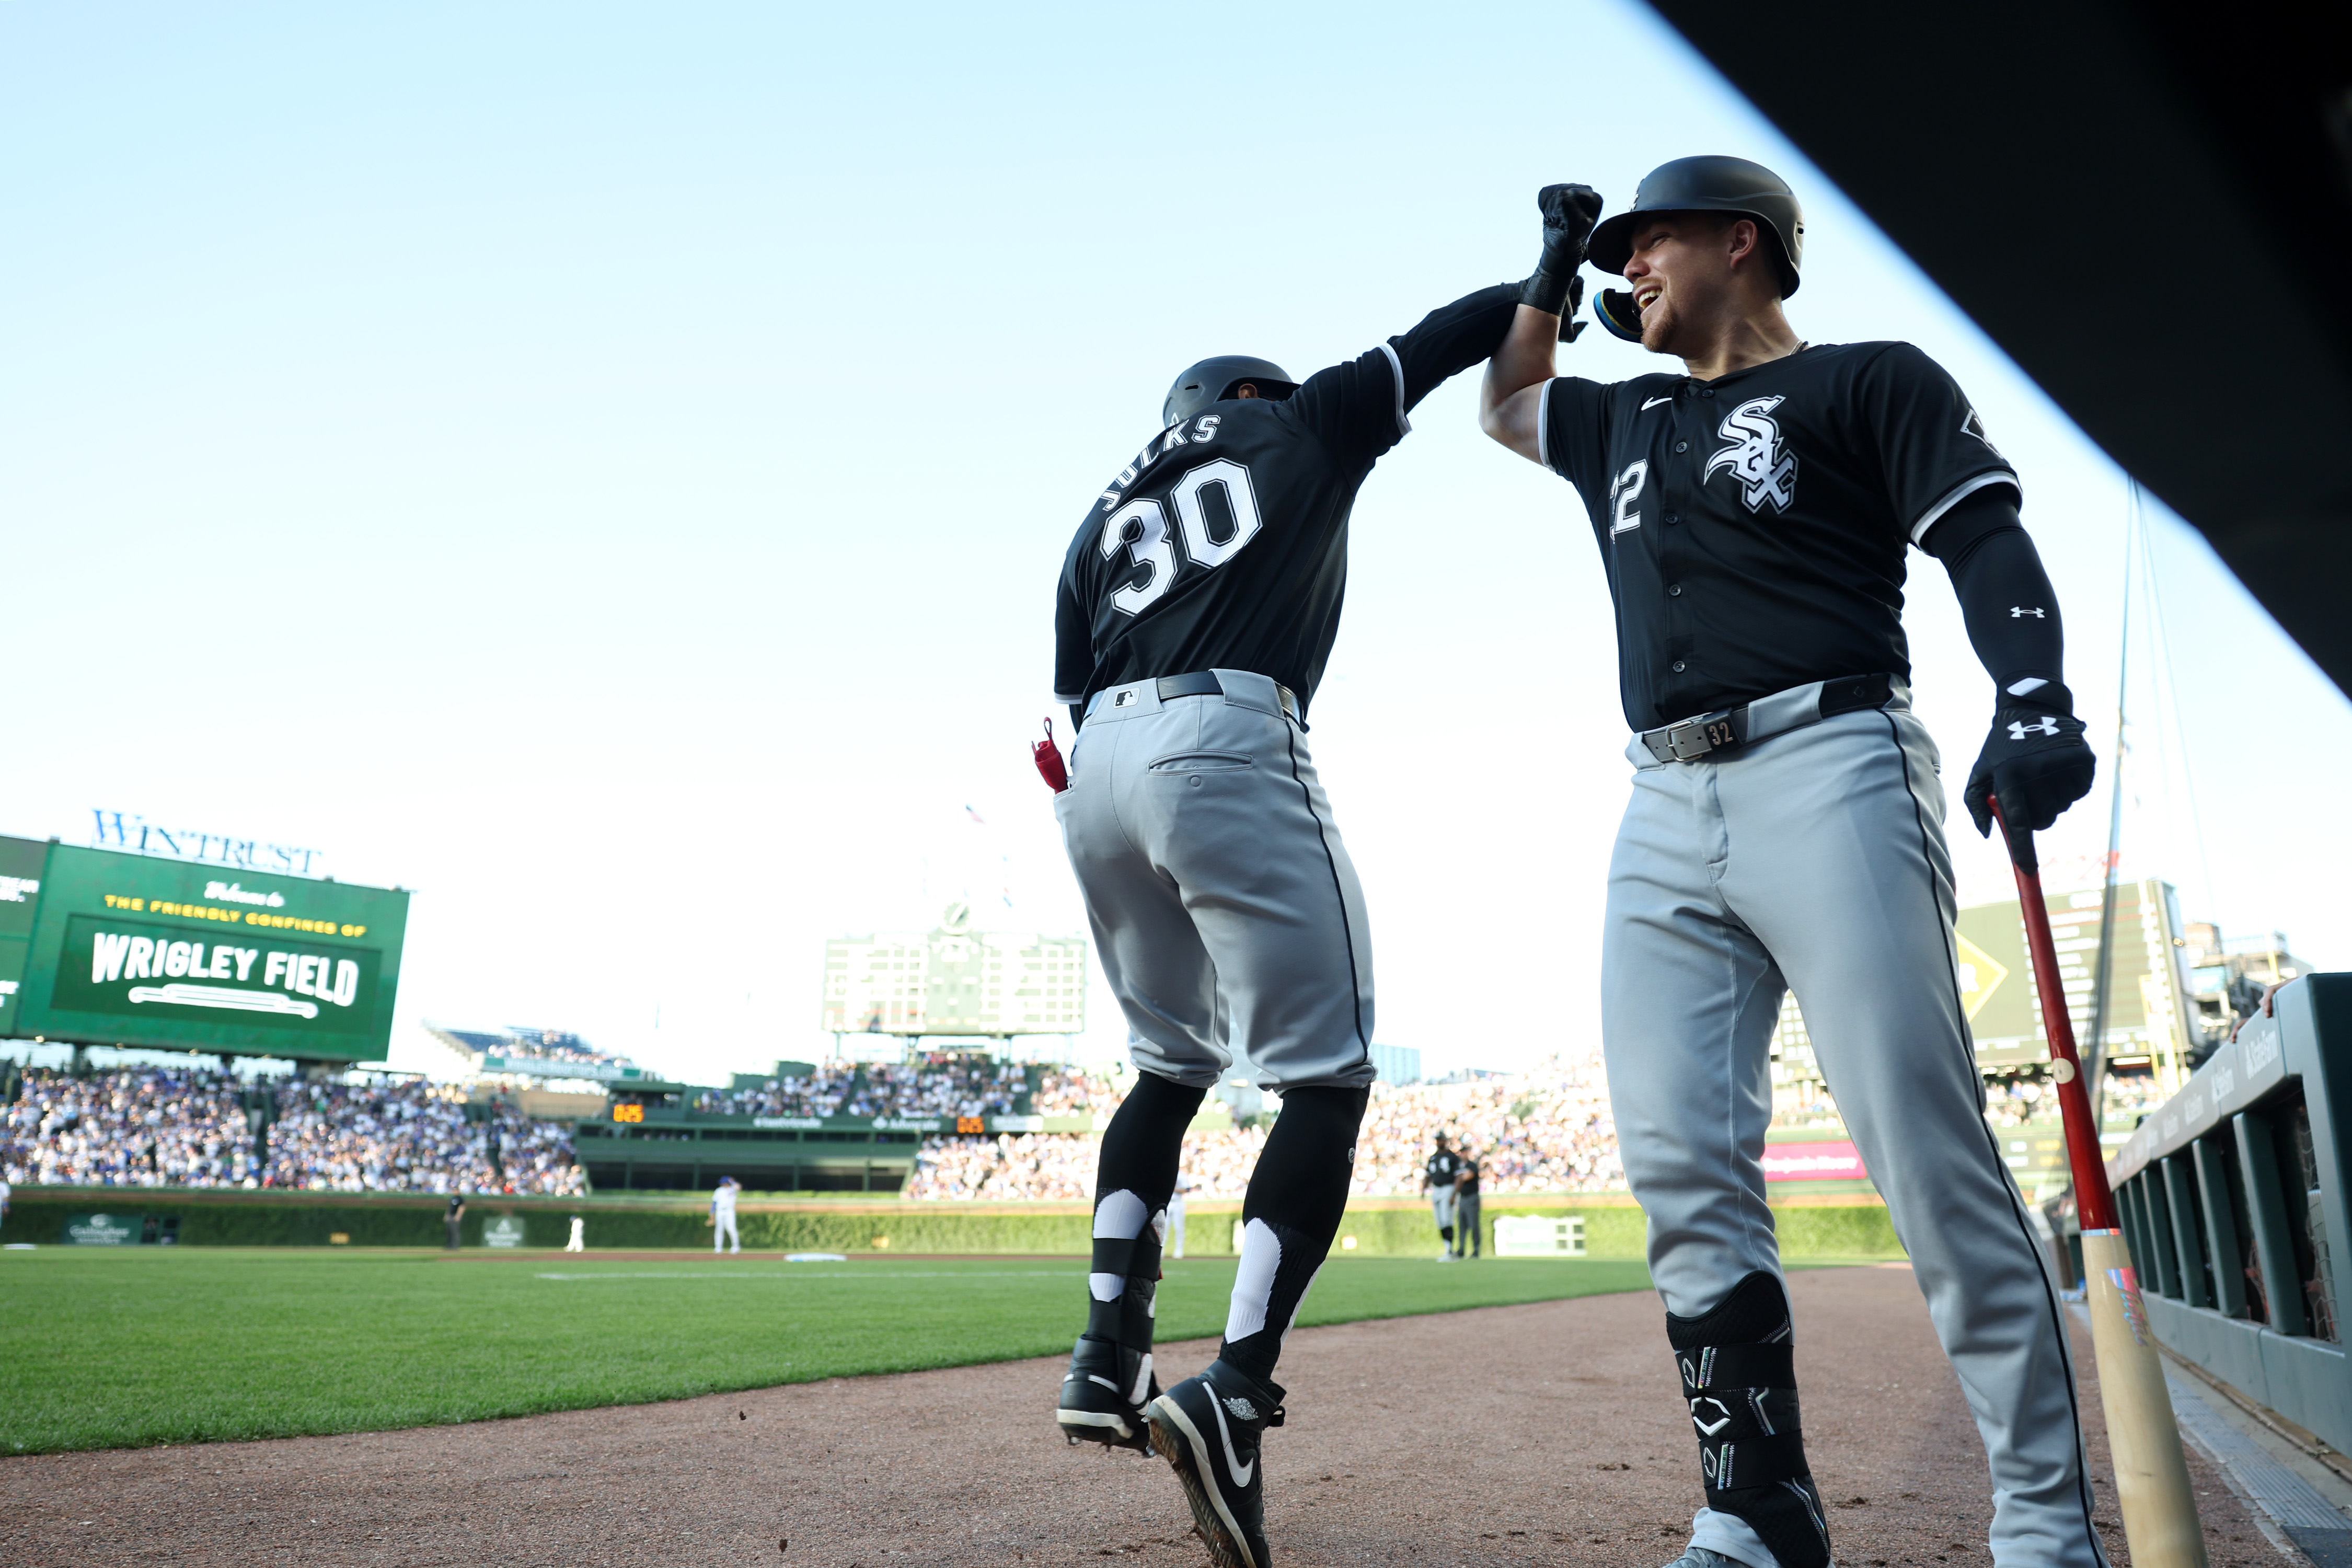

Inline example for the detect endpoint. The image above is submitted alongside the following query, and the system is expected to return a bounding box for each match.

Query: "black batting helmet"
[1162,355,1298,428]
[1586,156,1805,297]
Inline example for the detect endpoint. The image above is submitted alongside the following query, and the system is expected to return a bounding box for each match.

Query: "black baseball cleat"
[1145,1362,1284,1568]
[1056,1334,1157,1451]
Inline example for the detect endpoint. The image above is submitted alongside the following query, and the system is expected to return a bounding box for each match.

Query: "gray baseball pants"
[1601,686,2104,1568]
[1056,670,1376,1092]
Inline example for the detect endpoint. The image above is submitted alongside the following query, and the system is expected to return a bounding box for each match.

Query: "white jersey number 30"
[1100,458,1265,616]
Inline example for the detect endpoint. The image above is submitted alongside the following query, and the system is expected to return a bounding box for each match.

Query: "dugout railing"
[2104,973,2352,1450]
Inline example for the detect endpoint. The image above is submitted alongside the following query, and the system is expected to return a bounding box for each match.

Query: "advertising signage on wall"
[1,835,410,1064]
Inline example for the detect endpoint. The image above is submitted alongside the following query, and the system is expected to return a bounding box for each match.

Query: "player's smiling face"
[1621,212,1762,359]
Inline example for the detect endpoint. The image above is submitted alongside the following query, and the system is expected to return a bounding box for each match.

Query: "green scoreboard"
[0,835,409,1065]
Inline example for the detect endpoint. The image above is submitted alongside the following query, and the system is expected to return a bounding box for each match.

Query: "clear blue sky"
[5,2,2345,1082]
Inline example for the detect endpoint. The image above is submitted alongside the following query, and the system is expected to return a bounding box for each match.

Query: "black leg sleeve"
[1667,1271,1832,1568]
[1083,1070,1204,1350]
[1215,1085,1368,1387]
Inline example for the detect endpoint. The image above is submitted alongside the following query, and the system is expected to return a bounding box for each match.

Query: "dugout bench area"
[2105,973,2352,1452]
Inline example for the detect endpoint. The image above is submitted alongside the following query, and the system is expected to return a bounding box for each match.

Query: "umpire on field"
[1481,161,2103,1568]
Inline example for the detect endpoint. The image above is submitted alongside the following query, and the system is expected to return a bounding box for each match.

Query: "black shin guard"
[1218,1084,1368,1386]
[1666,1271,1831,1568]
[1082,1071,1205,1361]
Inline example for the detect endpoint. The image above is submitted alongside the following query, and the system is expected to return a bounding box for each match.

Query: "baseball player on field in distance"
[1423,1132,1463,1260]
[1047,234,1590,1566]
[711,1174,741,1255]
[1480,160,2102,1568]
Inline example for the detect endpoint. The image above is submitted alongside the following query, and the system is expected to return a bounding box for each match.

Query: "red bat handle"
[1990,799,2120,1232]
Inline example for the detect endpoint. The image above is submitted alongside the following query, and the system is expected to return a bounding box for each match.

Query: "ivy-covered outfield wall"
[0,1187,1903,1260]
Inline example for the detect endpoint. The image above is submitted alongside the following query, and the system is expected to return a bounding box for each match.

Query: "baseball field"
[0,1247,1672,1456]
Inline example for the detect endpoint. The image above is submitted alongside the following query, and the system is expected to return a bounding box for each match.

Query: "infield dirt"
[8,1264,2275,1567]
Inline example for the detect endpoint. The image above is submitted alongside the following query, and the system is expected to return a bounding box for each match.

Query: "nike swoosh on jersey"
[1642,396,1674,411]
[1210,1392,1255,1486]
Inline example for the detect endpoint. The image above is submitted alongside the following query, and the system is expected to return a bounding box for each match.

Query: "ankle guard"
[1086,1216,1164,1351]
[1666,1271,1831,1568]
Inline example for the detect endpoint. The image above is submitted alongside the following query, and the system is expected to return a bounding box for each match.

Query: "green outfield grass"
[0,1247,1662,1455]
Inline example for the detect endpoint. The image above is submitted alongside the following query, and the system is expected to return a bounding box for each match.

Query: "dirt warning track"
[7,1265,2275,1567]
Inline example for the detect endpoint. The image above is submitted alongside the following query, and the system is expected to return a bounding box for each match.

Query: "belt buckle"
[1665,716,1736,762]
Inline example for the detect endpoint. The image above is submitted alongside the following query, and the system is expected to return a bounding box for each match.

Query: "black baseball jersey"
[1457,1155,1481,1195]
[1055,285,1518,720]
[1539,341,2020,730]
[1424,1149,1462,1189]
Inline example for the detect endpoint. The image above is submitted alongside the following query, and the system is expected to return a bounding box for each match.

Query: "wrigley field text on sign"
[2,836,409,1064]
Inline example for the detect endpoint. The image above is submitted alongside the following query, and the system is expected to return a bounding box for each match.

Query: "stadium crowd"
[1031,1067,1116,1116]
[0,1068,583,1195]
[693,1063,860,1118]
[905,1062,1625,1201]
[1,1067,259,1188]
[264,1079,585,1195]
[845,1058,1025,1118]
[691,1058,1025,1119]
[3,1049,2188,1201]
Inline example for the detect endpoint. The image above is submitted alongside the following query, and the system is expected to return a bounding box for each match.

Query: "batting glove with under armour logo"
[1963,683,2095,837]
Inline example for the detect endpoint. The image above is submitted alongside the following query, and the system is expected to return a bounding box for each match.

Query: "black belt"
[1156,671,1298,719]
[1641,674,1894,764]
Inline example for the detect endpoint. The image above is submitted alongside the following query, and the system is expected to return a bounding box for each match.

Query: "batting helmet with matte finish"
[1162,355,1298,428]
[1586,156,1805,297]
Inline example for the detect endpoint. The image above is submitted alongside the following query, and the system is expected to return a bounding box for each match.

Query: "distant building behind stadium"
[821,902,1087,1044]
[1370,1043,1421,1086]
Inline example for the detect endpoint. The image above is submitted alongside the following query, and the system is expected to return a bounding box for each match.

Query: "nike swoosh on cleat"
[1209,1391,1255,1487]
[1642,396,1673,411]
[1150,1396,1258,1568]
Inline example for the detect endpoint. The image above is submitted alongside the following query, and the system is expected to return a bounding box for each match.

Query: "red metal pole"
[1989,799,2119,1231]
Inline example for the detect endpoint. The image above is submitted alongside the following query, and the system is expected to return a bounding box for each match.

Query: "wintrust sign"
[91,811,324,878]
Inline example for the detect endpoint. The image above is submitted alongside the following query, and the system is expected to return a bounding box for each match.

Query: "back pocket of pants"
[1147,750,1254,773]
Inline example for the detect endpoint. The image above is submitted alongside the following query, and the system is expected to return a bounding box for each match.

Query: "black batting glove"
[1558,274,1588,342]
[1520,183,1604,317]
[1962,683,2097,837]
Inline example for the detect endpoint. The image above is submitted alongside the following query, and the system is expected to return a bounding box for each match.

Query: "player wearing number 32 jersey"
[1482,162,2103,1568]
[1046,274,1538,1568]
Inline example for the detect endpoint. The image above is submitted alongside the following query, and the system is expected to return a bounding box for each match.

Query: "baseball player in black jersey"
[1481,160,2102,1568]
[1047,269,1549,1567]
[1424,1134,1465,1259]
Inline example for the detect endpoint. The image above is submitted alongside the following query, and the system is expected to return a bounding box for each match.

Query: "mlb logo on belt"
[1115,690,1136,707]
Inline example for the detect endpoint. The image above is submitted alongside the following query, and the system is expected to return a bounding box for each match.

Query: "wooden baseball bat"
[1992,800,2208,1568]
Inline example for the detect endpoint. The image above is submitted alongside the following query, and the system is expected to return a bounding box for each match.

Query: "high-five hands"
[1522,183,1604,337]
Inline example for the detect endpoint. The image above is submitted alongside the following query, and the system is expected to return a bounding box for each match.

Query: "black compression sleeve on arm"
[1924,490,2066,700]
[1283,283,1519,464]
[1390,282,1523,409]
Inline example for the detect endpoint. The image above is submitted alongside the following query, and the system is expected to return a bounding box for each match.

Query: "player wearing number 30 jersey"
[1047,276,1532,1568]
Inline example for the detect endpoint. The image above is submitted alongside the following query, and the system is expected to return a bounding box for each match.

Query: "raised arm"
[1481,184,1604,463]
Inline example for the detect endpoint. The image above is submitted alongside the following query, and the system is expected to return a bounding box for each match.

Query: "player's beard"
[1639,293,1680,355]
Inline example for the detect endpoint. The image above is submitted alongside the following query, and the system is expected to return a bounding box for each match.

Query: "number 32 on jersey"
[1100,459,1264,615]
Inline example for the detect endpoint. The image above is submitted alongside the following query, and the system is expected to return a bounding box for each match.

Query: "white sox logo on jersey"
[1704,396,1798,514]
